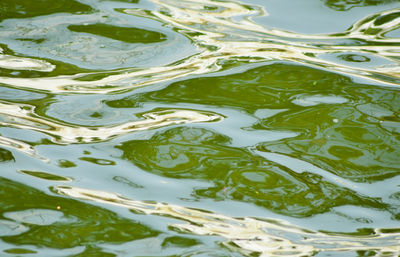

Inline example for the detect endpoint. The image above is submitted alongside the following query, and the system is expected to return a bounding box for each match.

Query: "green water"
[0,0,400,256]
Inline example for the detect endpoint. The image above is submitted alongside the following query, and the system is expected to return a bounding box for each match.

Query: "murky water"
[1,0,400,256]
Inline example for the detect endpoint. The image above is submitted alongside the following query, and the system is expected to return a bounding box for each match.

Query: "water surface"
[0,0,400,256]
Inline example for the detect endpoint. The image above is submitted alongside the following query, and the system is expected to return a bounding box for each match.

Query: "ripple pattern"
[0,0,399,256]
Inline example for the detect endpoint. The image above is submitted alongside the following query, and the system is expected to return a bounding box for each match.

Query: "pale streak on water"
[0,1,399,93]
[0,101,222,144]
[0,0,400,256]
[56,185,400,257]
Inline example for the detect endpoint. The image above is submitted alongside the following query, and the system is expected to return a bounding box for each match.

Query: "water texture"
[0,0,400,256]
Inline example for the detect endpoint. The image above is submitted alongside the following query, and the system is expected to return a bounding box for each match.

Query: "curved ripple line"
[0,2,398,94]
[139,1,400,85]
[54,186,400,257]
[0,135,48,162]
[0,101,223,144]
[254,151,363,192]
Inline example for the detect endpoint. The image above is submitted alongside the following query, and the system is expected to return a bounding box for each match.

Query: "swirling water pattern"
[0,0,400,256]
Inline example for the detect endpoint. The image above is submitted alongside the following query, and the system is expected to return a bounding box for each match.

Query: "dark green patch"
[4,248,37,254]
[90,112,103,118]
[58,159,77,168]
[0,177,159,248]
[19,169,70,181]
[67,23,167,43]
[117,126,387,218]
[374,11,400,26]
[322,0,397,11]
[0,148,14,162]
[162,236,200,248]
[79,157,116,165]
[16,38,46,44]
[0,0,93,21]
[113,62,400,217]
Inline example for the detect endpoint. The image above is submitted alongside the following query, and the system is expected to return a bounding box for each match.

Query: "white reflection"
[0,135,48,161]
[0,3,398,94]
[55,186,400,257]
[0,101,223,144]
[0,52,55,72]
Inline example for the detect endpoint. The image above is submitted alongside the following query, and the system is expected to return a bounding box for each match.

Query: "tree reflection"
[322,0,397,11]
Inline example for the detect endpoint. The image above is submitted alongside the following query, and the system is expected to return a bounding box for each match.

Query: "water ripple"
[0,1,398,94]
[0,0,399,255]
[55,185,400,257]
[0,101,222,144]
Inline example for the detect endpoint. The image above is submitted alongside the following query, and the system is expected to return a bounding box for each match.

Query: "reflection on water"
[0,0,93,21]
[117,126,387,218]
[55,185,400,257]
[322,0,398,11]
[0,178,159,256]
[0,0,399,93]
[0,0,400,256]
[0,101,222,145]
